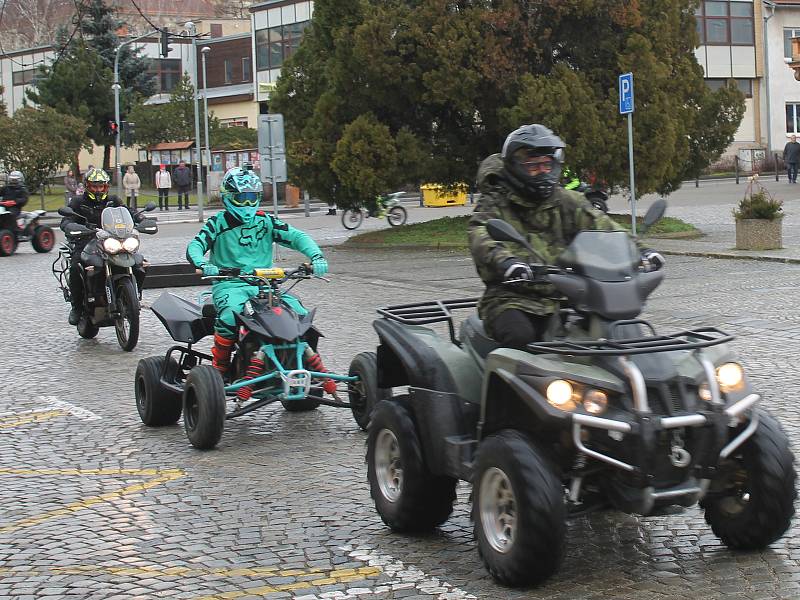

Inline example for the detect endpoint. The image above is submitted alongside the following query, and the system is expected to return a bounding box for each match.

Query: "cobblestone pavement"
[2,232,800,599]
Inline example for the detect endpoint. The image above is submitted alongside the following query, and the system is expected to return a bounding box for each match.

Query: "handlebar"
[196,263,321,283]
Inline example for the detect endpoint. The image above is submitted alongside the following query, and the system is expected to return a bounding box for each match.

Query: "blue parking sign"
[619,73,634,114]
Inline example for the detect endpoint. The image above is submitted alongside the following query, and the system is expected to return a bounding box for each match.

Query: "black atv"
[362,200,796,587]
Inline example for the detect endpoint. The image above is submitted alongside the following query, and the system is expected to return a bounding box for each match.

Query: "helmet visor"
[229,191,260,207]
[87,181,109,195]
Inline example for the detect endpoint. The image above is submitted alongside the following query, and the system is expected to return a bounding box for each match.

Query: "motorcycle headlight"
[103,238,123,254]
[717,362,745,393]
[122,236,140,253]
[546,379,577,411]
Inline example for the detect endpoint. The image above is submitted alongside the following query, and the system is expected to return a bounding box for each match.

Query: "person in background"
[173,160,192,210]
[783,135,800,184]
[123,165,141,210]
[155,164,172,210]
[64,170,78,204]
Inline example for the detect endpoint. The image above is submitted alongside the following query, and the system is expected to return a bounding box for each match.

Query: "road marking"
[0,468,184,534]
[39,395,101,421]
[0,409,69,429]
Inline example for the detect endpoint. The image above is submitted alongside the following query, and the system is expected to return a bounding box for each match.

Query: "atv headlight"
[698,383,712,402]
[583,389,608,415]
[122,236,139,253]
[103,238,123,254]
[717,362,745,393]
[546,379,577,411]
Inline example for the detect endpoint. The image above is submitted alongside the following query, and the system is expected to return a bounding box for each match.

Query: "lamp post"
[201,46,211,222]
[114,29,158,198]
[190,30,205,223]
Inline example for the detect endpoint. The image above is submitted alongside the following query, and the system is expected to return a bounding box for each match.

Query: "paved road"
[2,218,800,599]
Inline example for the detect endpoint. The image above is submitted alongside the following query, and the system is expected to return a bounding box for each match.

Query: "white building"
[763,0,800,154]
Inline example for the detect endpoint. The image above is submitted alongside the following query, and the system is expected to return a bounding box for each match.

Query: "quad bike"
[362,199,796,587]
[136,265,367,450]
[53,203,158,351]
[341,192,408,230]
[0,206,55,256]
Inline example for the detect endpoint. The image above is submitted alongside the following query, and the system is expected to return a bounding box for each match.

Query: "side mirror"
[486,219,536,252]
[144,202,157,212]
[58,206,75,217]
[642,199,667,232]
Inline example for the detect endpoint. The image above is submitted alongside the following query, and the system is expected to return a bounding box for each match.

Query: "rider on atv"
[60,167,145,325]
[186,165,330,377]
[468,123,665,349]
[0,171,29,226]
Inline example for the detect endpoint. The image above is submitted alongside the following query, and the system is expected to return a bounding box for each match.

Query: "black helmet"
[501,124,565,201]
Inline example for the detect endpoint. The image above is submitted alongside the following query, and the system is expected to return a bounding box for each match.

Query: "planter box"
[735,218,783,250]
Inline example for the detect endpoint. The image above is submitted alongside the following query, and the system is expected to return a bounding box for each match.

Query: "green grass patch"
[346,212,699,248]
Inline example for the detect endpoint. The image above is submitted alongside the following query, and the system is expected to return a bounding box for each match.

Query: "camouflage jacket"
[468,154,625,334]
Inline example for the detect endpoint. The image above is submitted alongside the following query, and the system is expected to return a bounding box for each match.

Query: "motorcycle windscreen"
[557,230,639,282]
[101,206,135,237]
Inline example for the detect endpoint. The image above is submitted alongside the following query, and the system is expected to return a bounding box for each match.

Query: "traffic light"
[121,121,135,146]
[160,30,172,57]
[108,120,119,138]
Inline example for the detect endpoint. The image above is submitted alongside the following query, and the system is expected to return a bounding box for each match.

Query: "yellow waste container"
[421,183,468,207]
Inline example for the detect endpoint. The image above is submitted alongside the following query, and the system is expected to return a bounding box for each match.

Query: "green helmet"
[221,166,262,223]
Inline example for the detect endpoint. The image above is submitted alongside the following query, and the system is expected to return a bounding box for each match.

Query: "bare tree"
[0,0,75,50]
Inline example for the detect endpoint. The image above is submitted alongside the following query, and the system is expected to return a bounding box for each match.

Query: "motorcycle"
[0,205,55,256]
[53,203,158,351]
[341,192,409,230]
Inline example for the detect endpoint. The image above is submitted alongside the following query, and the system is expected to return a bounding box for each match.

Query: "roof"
[148,141,195,150]
[250,0,305,13]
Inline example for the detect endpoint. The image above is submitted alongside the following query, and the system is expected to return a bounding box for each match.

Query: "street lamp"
[188,22,206,222]
[114,29,158,198]
[201,45,212,220]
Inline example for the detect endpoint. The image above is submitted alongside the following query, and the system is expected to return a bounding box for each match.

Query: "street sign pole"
[619,73,636,235]
[258,114,287,257]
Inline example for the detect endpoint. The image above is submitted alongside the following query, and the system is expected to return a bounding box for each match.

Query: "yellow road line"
[191,567,383,600]
[0,410,69,429]
[0,468,185,534]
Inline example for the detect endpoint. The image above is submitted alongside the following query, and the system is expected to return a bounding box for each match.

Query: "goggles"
[229,191,261,207]
[517,156,555,176]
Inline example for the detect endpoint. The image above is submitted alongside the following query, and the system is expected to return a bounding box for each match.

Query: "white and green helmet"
[221,166,262,223]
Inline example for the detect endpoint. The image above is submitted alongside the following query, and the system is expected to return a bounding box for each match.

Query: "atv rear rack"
[378,298,479,345]
[527,323,734,356]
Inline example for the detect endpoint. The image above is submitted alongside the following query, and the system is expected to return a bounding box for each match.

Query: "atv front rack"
[527,321,734,356]
[378,298,479,345]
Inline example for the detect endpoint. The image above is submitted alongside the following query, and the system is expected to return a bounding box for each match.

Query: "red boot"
[211,333,235,374]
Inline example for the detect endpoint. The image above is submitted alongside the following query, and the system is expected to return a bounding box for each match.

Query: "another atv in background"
[562,167,609,213]
[136,265,366,450]
[0,206,55,256]
[363,200,796,587]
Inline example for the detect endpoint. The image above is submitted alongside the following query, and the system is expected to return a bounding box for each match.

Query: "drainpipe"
[764,0,776,153]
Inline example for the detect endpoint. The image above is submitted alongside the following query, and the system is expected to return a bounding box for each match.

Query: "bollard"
[776,153,780,181]
[695,177,699,188]
[735,155,740,184]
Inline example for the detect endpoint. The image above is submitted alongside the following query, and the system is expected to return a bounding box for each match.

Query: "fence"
[695,152,785,187]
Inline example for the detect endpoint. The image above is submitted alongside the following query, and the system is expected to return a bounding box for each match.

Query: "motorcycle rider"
[60,167,144,325]
[0,171,29,227]
[186,165,330,377]
[468,124,665,349]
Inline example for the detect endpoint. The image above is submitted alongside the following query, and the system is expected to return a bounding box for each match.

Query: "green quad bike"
[360,200,796,587]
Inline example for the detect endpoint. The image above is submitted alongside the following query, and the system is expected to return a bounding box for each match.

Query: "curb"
[659,249,800,264]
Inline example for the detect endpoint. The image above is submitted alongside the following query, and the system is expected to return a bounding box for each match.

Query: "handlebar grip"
[219,267,241,276]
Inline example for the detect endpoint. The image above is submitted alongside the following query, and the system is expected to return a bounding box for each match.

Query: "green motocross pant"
[211,279,307,338]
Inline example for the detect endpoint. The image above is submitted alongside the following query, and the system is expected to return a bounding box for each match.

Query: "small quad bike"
[135,265,367,449]
[362,200,796,587]
[0,206,55,256]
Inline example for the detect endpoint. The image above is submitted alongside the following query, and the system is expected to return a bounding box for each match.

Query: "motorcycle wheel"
[0,229,17,256]
[114,278,140,352]
[341,209,364,230]
[32,225,55,253]
[183,365,226,450]
[387,206,408,227]
[77,316,99,339]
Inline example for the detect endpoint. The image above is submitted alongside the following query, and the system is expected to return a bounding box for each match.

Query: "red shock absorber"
[306,351,337,395]
[236,355,265,401]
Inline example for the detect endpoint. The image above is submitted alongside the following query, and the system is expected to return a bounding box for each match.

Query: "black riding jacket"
[0,184,29,216]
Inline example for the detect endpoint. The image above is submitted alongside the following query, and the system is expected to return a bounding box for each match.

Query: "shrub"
[734,176,783,221]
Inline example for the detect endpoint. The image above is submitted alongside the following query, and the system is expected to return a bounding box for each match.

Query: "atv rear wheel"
[367,397,457,531]
[32,225,55,253]
[472,430,566,587]
[183,365,226,450]
[702,409,796,549]
[135,356,182,426]
[0,229,17,256]
[348,351,390,430]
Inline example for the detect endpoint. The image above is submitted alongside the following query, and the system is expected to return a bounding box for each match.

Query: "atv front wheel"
[0,229,17,256]
[135,356,182,426]
[472,430,566,587]
[183,365,226,450]
[702,409,796,549]
[280,392,321,412]
[32,225,55,253]
[367,397,457,531]
[348,351,390,430]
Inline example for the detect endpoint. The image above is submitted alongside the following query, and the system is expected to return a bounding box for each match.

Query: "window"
[148,59,182,93]
[224,59,233,84]
[788,104,800,135]
[210,23,222,38]
[242,57,251,82]
[255,20,310,71]
[705,78,752,98]
[12,68,36,86]
[785,28,800,59]
[220,117,248,128]
[695,1,754,45]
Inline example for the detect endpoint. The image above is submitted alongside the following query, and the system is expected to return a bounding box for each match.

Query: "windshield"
[101,206,134,237]
[557,230,639,282]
